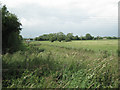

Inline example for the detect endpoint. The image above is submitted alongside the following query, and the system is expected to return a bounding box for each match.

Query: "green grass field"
[2,40,119,88]
[32,39,118,53]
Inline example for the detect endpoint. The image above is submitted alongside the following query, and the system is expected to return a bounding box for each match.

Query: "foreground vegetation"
[2,5,118,88]
[2,40,118,88]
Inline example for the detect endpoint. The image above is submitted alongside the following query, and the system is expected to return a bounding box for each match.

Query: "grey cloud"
[4,1,118,38]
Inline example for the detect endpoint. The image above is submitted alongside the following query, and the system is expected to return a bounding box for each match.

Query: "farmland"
[2,40,118,88]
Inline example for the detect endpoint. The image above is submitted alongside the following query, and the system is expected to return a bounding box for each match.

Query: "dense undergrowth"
[2,41,118,88]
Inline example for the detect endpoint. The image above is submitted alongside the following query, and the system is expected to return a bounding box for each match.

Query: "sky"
[1,0,119,38]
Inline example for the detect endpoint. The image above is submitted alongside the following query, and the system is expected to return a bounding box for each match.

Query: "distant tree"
[57,32,65,42]
[39,36,44,41]
[93,37,97,40]
[42,34,49,41]
[99,37,103,39]
[85,33,93,40]
[79,37,82,40]
[112,36,117,39]
[2,5,22,53]
[67,33,73,40]
[96,36,100,40]
[107,37,112,39]
[34,37,39,41]
[49,37,55,42]
[57,37,62,42]
[49,33,56,42]
[73,35,79,40]
[80,36,86,40]
[34,32,109,41]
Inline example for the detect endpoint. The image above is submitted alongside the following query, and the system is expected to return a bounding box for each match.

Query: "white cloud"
[2,0,118,18]
[1,0,118,38]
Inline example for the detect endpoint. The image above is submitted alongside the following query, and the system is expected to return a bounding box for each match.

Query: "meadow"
[2,40,118,88]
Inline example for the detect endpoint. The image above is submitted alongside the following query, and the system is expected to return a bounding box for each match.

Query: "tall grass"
[2,40,118,88]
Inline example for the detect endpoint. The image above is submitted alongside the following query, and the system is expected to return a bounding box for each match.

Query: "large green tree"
[57,32,65,42]
[2,5,22,53]
[49,33,56,42]
[67,33,73,40]
[85,33,93,40]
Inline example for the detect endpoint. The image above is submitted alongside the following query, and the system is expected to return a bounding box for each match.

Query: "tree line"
[34,32,118,42]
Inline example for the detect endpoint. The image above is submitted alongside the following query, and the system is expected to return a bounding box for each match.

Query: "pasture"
[32,39,118,53]
[2,40,118,88]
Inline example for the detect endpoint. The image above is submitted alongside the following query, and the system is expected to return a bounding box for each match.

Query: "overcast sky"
[1,0,119,38]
